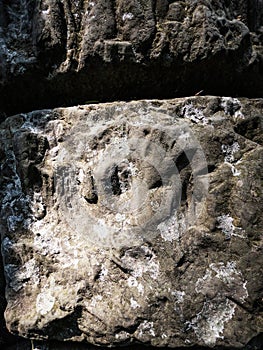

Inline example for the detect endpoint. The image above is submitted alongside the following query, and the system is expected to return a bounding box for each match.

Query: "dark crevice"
[4,334,263,349]
[174,149,196,172]
[207,164,216,173]
[1,48,263,120]
[148,177,162,190]
[181,175,190,202]
[110,166,122,195]
[115,322,141,335]
[93,269,101,281]
[175,151,190,172]
[176,254,186,268]
[84,194,98,204]
[83,175,98,204]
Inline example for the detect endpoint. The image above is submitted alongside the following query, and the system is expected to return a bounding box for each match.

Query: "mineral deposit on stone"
[0,97,262,348]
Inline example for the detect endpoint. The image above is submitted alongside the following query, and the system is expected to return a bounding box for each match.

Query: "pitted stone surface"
[0,97,262,348]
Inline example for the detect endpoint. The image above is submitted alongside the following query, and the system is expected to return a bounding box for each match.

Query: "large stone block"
[0,97,262,348]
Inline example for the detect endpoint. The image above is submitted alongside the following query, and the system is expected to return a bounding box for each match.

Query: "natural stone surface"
[0,1,263,117]
[1,1,263,349]
[0,97,262,348]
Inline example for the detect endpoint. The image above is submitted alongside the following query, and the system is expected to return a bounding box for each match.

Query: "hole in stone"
[174,151,190,172]
[111,166,122,195]
[84,193,98,204]
[181,177,189,202]
[83,175,98,204]
[208,164,216,173]
[28,165,43,191]
[176,254,186,268]
[143,128,150,135]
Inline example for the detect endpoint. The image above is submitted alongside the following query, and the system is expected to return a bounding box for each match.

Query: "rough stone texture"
[0,1,263,349]
[0,97,262,348]
[0,0,263,118]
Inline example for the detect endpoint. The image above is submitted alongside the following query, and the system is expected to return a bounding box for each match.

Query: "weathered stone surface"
[0,97,262,348]
[0,1,263,117]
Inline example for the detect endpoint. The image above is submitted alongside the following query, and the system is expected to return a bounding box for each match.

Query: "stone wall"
[0,1,262,350]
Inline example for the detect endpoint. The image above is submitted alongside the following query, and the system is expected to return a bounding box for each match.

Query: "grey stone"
[0,1,263,117]
[0,97,262,348]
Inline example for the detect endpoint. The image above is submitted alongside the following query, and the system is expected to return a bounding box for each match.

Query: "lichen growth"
[181,103,208,125]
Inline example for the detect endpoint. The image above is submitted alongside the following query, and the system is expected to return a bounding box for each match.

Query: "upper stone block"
[0,1,263,117]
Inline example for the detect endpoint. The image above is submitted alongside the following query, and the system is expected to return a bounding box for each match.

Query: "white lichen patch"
[221,97,244,120]
[5,259,40,292]
[195,262,236,294]
[221,142,240,163]
[41,8,50,18]
[31,192,46,219]
[20,118,39,134]
[115,213,126,222]
[158,211,186,242]
[127,276,138,287]
[233,109,245,120]
[1,237,13,254]
[216,214,246,239]
[115,331,130,340]
[217,214,235,239]
[230,164,241,176]
[35,275,81,318]
[241,281,249,303]
[36,291,55,316]
[33,223,61,256]
[7,213,24,231]
[1,151,32,233]
[130,297,140,309]
[172,290,185,304]
[118,160,138,193]
[221,142,241,176]
[122,12,134,21]
[181,103,208,125]
[90,294,103,308]
[195,261,248,302]
[137,321,156,338]
[133,258,159,279]
[127,276,144,294]
[186,299,236,346]
[124,246,160,280]
[210,261,240,283]
[137,283,144,294]
[98,265,108,281]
